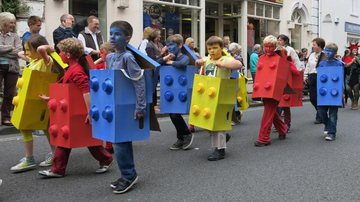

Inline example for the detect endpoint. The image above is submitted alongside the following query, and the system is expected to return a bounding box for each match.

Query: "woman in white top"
[304,37,326,124]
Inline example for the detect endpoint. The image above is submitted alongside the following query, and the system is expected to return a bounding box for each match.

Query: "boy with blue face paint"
[106,21,145,194]
[157,34,194,151]
[317,43,344,141]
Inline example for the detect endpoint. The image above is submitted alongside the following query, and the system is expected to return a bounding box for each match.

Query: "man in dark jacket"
[53,14,76,53]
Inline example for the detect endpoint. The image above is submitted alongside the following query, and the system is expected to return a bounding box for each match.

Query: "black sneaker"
[112,175,138,194]
[181,134,194,150]
[207,148,225,161]
[169,140,183,150]
[314,120,322,124]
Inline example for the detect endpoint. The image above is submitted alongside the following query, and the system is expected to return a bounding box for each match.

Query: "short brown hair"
[166,34,183,46]
[57,38,84,59]
[110,20,133,38]
[206,36,223,48]
[27,16,42,26]
[312,38,326,49]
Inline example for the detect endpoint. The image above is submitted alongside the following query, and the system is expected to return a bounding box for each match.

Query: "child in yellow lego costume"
[195,36,242,161]
[11,35,56,172]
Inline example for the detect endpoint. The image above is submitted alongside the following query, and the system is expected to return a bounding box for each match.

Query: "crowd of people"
[0,11,360,194]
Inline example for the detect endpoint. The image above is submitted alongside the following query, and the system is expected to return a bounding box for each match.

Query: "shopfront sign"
[345,22,360,35]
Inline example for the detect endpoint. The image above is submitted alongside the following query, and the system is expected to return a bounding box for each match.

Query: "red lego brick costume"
[49,63,112,176]
[252,48,292,144]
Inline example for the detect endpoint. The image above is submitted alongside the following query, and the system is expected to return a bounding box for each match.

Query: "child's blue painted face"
[109,27,128,49]
[323,48,336,59]
[167,42,179,55]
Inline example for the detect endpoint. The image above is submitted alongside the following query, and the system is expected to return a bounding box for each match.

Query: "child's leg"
[113,142,137,180]
[21,130,34,157]
[10,130,36,172]
[283,107,291,128]
[88,146,113,166]
[169,113,191,140]
[328,106,338,136]
[51,147,72,176]
[272,111,288,136]
[257,98,279,143]
[211,132,226,149]
[318,106,329,131]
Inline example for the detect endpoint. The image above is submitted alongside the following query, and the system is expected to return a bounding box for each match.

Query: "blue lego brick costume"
[317,60,344,106]
[89,69,153,143]
[159,44,198,114]
[89,44,159,143]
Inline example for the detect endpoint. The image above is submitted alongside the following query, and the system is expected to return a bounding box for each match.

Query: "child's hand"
[166,60,174,65]
[134,111,145,120]
[85,114,91,124]
[195,58,205,67]
[215,58,226,68]
[39,94,50,102]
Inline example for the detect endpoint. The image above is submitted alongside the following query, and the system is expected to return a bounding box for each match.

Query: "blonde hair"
[100,42,114,52]
[143,27,153,40]
[0,12,16,31]
[325,42,338,53]
[185,37,194,46]
[263,35,277,45]
[57,38,84,59]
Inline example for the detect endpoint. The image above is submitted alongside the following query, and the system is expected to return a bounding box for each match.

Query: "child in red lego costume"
[276,35,303,132]
[253,35,289,147]
[39,38,113,178]
[195,36,242,160]
[93,42,114,70]
[343,43,360,109]
[11,35,56,173]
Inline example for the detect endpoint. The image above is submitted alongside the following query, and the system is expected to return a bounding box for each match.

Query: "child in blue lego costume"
[106,21,144,194]
[317,43,344,141]
[157,34,194,150]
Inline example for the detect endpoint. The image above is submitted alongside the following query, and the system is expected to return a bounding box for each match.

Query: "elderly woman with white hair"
[228,42,244,65]
[0,12,22,126]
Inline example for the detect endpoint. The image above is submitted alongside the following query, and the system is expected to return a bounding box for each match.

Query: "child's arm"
[215,57,242,70]
[83,92,91,123]
[37,45,54,65]
[18,51,29,62]
[94,57,103,65]
[167,55,190,68]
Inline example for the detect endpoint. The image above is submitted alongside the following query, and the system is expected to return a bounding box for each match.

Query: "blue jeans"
[318,106,338,136]
[113,142,136,181]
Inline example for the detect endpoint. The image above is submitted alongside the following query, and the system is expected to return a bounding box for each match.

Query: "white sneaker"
[39,169,63,178]
[324,131,328,135]
[39,152,53,167]
[95,160,113,174]
[0,179,2,186]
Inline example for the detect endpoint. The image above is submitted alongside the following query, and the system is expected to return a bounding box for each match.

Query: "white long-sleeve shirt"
[285,46,303,71]
[304,52,321,79]
[77,27,100,55]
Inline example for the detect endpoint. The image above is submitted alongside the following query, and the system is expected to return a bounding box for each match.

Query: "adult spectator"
[277,34,303,71]
[249,44,261,82]
[304,37,326,124]
[53,14,76,53]
[343,44,360,110]
[228,42,244,66]
[138,27,154,55]
[78,16,103,61]
[0,12,22,126]
[185,37,201,58]
[223,35,230,51]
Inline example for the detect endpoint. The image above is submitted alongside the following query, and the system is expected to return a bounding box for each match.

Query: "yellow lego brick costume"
[236,72,249,110]
[11,57,57,142]
[189,56,237,131]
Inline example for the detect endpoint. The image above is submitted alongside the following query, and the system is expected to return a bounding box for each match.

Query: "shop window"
[265,5,272,18]
[206,2,218,16]
[273,7,280,19]
[248,1,255,15]
[256,4,264,17]
[223,3,232,17]
[175,0,187,4]
[189,0,199,6]
[233,3,241,15]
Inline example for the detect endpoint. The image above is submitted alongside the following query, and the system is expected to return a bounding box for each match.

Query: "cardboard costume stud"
[48,84,102,148]
[189,68,237,131]
[11,68,58,130]
[252,54,290,101]
[90,69,153,143]
[279,68,304,107]
[317,61,344,106]
[159,66,197,114]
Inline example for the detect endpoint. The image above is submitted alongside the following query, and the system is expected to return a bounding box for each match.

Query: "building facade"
[7,0,360,72]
